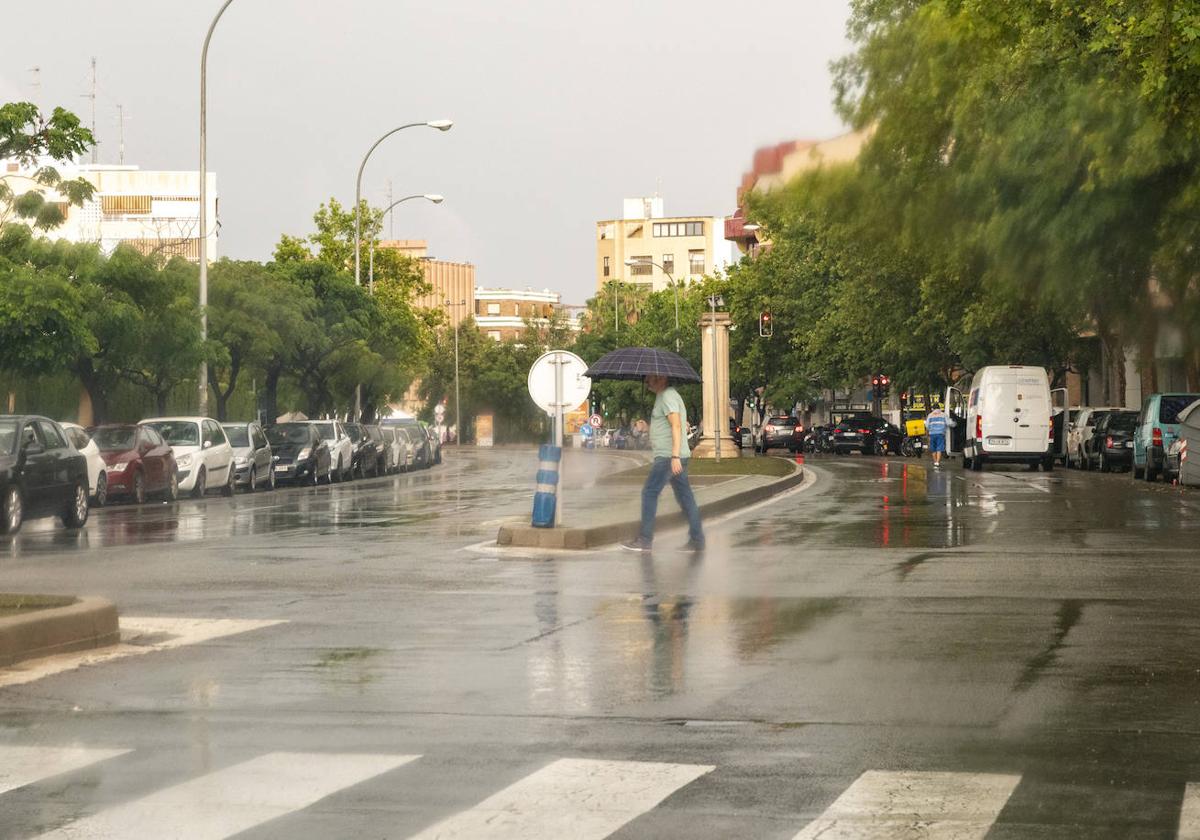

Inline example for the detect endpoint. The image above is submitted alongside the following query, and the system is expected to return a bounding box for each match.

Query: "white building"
[474,287,581,342]
[1,159,218,263]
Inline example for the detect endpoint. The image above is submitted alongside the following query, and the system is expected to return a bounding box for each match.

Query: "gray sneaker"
[621,537,653,553]
[679,540,706,555]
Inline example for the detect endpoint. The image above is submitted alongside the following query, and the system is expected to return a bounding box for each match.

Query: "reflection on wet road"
[3,450,1200,839]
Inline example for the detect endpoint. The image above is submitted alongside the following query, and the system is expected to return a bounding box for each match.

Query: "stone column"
[692,310,738,458]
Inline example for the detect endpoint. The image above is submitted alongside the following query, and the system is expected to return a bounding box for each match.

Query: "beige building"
[377,239,475,327]
[475,287,581,342]
[596,197,732,292]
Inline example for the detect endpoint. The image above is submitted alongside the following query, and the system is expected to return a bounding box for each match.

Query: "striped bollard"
[531,444,562,528]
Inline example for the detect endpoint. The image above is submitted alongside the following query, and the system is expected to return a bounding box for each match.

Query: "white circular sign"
[528,350,591,416]
[589,414,603,428]
[433,403,446,418]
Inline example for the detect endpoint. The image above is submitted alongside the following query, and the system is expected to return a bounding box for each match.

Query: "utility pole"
[386,179,394,239]
[87,58,98,163]
[28,67,41,107]
[116,104,126,165]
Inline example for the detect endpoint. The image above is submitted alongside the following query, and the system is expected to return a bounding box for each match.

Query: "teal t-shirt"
[650,386,690,459]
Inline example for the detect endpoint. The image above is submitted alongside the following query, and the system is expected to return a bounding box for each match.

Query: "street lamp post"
[708,292,725,462]
[625,258,679,352]
[367,193,444,292]
[198,0,237,416]
[444,299,467,446]
[353,120,452,288]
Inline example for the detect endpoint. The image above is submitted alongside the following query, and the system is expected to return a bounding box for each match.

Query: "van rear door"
[983,372,1049,455]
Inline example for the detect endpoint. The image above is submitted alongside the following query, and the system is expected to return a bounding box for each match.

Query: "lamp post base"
[691,434,740,459]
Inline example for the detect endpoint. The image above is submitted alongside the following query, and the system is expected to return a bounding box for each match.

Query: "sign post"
[527,351,591,527]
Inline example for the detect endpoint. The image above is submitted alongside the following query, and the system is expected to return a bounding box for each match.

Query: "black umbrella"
[584,347,701,383]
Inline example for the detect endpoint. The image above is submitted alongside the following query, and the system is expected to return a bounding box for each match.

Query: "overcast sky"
[3,1,852,304]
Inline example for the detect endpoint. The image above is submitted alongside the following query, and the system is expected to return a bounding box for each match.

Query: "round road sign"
[589,414,603,428]
[527,350,591,416]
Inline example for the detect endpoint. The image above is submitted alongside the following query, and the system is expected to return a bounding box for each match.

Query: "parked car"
[958,366,1057,472]
[383,419,432,468]
[364,424,391,474]
[343,422,381,478]
[307,420,353,482]
[1132,392,1200,481]
[0,415,91,535]
[756,416,804,453]
[61,422,109,507]
[91,424,179,502]
[1066,407,1122,469]
[382,426,410,472]
[832,415,902,455]
[222,422,274,492]
[266,423,331,486]
[422,422,443,465]
[1164,399,1200,485]
[140,417,236,498]
[1083,410,1138,472]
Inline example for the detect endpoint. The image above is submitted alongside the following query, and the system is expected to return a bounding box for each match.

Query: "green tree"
[0,102,97,231]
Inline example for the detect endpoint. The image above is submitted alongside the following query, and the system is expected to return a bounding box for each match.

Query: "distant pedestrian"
[622,374,705,554]
[926,406,955,467]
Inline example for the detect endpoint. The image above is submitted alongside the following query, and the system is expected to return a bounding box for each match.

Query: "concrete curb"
[497,460,806,550]
[0,596,120,668]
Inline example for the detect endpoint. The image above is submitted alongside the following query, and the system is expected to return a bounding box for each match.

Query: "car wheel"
[1146,464,1160,482]
[309,464,320,487]
[972,454,984,472]
[331,458,341,483]
[222,467,236,497]
[62,481,89,529]
[163,470,179,501]
[192,467,207,498]
[1,486,24,535]
[1099,453,1108,473]
[94,472,108,507]
[132,470,146,505]
[248,467,257,493]
[1042,457,1054,472]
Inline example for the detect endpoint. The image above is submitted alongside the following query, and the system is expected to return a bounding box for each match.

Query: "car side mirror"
[202,440,212,450]
[23,442,45,457]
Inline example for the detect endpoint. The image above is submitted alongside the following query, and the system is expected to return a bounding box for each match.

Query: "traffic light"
[880,375,890,397]
[758,310,773,337]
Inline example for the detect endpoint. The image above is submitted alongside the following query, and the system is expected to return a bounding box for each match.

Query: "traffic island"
[496,456,807,550]
[0,594,120,668]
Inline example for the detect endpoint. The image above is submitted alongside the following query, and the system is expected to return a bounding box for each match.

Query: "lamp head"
[743,222,761,232]
[427,119,454,131]
[424,194,445,203]
[624,258,647,267]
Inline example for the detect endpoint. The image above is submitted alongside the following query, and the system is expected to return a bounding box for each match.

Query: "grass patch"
[604,456,796,481]
[314,647,383,667]
[0,594,77,619]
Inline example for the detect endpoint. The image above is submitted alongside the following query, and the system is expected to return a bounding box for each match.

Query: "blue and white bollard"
[531,444,562,528]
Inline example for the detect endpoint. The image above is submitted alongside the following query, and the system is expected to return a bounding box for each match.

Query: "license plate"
[275,465,289,472]
[844,433,859,439]
[1124,441,1133,448]
[987,437,1011,446]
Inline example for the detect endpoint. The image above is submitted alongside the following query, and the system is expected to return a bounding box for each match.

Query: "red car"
[91,424,179,503]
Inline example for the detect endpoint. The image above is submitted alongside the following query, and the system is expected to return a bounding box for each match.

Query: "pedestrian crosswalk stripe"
[32,751,418,840]
[791,770,1022,840]
[1178,783,1200,840]
[406,757,714,839]
[0,746,131,796]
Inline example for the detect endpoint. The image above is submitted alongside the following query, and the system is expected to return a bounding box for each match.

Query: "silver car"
[221,422,274,492]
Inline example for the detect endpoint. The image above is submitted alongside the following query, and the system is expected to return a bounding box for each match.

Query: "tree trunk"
[156,390,169,416]
[75,362,110,425]
[263,364,282,423]
[214,390,229,422]
[210,354,241,423]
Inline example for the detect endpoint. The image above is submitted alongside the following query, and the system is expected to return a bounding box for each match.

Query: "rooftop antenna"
[81,57,98,163]
[116,104,126,165]
[655,175,662,198]
[28,66,41,106]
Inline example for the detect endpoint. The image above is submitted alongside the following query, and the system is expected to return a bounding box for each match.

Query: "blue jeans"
[640,457,704,545]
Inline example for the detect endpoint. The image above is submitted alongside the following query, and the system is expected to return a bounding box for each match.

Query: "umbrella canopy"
[585,347,701,383]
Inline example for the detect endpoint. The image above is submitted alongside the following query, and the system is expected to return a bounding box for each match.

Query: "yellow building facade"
[596,197,730,292]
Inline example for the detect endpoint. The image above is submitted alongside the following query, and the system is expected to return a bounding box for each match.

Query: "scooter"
[900,436,925,458]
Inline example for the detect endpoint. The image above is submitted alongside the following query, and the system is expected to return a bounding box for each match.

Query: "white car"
[383,426,409,473]
[1066,406,1124,468]
[61,422,109,507]
[307,420,354,482]
[140,417,236,498]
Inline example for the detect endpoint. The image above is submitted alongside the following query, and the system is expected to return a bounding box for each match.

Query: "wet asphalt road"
[2,449,1200,838]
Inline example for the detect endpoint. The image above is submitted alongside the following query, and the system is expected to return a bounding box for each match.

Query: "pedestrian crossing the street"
[2,745,1198,838]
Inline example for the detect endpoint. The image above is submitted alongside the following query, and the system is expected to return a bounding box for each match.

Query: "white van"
[949,366,1062,472]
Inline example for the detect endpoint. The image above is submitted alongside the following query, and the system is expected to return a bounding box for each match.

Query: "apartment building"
[596,197,732,292]
[1,159,218,263]
[475,287,580,342]
[377,239,475,327]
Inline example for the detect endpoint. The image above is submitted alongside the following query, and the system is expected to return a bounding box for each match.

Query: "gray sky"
[3,1,852,304]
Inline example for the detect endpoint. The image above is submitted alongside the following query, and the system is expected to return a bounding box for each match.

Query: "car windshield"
[93,427,137,452]
[345,425,364,442]
[144,421,199,446]
[1108,412,1138,432]
[222,426,250,447]
[1160,395,1200,425]
[267,424,310,446]
[768,417,797,427]
[0,419,17,454]
[1088,411,1111,426]
[314,423,335,440]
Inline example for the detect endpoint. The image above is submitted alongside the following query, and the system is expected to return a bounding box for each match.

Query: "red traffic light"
[881,376,889,386]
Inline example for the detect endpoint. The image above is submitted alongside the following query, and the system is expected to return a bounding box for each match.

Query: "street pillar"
[693,310,739,459]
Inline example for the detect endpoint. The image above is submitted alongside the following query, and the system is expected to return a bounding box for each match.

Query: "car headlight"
[108,461,129,472]
[298,448,311,460]
[176,454,193,468]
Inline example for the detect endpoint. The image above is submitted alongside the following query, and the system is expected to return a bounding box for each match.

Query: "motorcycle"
[900,435,925,458]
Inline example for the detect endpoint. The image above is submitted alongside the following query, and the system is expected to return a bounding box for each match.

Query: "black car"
[266,423,331,486]
[364,424,390,475]
[833,415,903,455]
[1083,410,1138,472]
[756,415,804,452]
[0,415,91,535]
[343,423,381,478]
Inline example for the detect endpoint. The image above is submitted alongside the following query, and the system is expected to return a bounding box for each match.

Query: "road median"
[497,456,806,549]
[0,595,120,668]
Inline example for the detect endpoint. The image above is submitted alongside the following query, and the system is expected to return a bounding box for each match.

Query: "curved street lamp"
[354,121,452,288]
[625,258,680,352]
[368,193,444,291]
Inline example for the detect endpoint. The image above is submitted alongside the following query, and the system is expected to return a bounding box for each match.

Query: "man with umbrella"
[584,347,705,554]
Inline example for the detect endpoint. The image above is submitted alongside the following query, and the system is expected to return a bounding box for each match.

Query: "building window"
[662,254,674,276]
[100,195,152,216]
[487,331,501,342]
[486,302,501,315]
[603,256,610,277]
[688,250,705,275]
[652,221,704,237]
[630,256,653,276]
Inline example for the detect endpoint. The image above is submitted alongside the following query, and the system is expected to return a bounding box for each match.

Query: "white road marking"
[34,751,418,839]
[407,757,713,839]
[0,746,130,796]
[1178,783,1200,839]
[791,770,1021,839]
[0,617,285,689]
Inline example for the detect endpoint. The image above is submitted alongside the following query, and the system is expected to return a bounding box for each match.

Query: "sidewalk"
[496,451,805,549]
